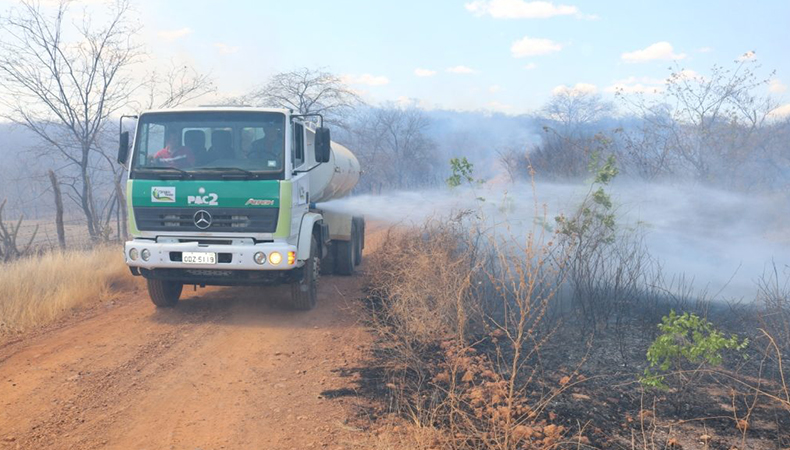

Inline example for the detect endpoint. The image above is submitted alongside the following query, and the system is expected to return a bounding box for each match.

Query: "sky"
[1,0,789,115]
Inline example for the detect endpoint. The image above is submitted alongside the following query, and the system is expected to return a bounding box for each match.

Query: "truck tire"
[320,242,336,275]
[334,222,357,276]
[289,235,319,310]
[353,219,363,266]
[147,279,182,307]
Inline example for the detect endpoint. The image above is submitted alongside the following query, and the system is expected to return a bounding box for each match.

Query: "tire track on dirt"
[0,224,387,450]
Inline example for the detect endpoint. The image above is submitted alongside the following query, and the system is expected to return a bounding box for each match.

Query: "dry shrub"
[367,217,482,344]
[756,263,790,352]
[363,420,450,450]
[0,245,136,335]
[366,213,583,450]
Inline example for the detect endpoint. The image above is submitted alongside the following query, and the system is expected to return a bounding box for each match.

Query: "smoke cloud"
[320,181,790,300]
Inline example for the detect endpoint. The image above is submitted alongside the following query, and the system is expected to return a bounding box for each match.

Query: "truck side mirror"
[117,131,130,165]
[315,127,331,163]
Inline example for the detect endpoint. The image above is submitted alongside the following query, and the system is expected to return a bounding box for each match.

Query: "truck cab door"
[290,122,310,235]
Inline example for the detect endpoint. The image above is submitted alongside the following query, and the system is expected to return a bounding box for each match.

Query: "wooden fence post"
[48,170,66,250]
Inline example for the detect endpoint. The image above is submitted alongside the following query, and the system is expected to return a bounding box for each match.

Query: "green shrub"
[640,310,749,389]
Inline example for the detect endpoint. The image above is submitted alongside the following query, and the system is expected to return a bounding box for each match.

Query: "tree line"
[0,0,787,256]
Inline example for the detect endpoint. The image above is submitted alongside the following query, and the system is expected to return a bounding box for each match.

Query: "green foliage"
[446,157,485,202]
[640,310,749,389]
[447,157,482,189]
[588,147,619,185]
[555,149,618,242]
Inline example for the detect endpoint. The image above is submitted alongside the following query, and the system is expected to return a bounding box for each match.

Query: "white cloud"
[698,47,713,53]
[737,50,756,62]
[465,0,580,19]
[510,36,563,58]
[343,74,390,86]
[414,68,437,77]
[608,83,661,94]
[605,76,666,94]
[396,96,435,110]
[489,85,502,93]
[621,42,686,63]
[213,43,239,55]
[447,65,476,74]
[769,104,790,119]
[487,101,514,112]
[770,79,787,94]
[523,62,538,70]
[41,0,105,5]
[157,27,192,42]
[552,82,597,96]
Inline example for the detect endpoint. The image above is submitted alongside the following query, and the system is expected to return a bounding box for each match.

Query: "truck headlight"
[129,248,138,261]
[141,249,151,261]
[254,252,266,265]
[269,251,282,265]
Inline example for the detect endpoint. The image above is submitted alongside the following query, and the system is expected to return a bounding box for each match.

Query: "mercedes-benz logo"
[193,210,212,229]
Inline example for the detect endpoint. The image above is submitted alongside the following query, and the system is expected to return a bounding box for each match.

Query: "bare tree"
[350,105,439,192]
[617,54,779,187]
[541,90,614,136]
[0,0,140,238]
[247,67,362,127]
[529,89,617,180]
[0,199,38,262]
[140,63,216,111]
[496,146,529,182]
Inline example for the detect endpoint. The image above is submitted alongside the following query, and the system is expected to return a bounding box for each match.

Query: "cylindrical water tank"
[309,142,360,203]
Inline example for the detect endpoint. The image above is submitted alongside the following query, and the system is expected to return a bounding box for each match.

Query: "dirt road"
[0,246,379,449]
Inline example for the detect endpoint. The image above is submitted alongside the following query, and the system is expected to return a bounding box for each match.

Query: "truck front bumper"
[124,239,299,271]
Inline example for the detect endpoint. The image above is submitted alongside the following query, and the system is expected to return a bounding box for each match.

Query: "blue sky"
[4,0,790,114]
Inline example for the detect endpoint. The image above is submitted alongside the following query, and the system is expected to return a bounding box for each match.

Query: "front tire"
[147,279,182,307]
[288,235,319,311]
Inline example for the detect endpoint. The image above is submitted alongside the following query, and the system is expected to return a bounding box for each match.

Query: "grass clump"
[0,246,135,336]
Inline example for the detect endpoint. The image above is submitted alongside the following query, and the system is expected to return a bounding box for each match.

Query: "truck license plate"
[182,252,217,265]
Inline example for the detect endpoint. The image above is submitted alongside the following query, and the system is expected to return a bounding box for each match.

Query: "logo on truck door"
[151,186,176,203]
[188,187,219,206]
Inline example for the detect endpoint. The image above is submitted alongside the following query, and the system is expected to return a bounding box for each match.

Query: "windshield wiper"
[195,167,258,179]
[135,166,193,179]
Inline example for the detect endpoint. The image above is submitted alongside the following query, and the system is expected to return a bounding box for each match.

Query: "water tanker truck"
[116,107,364,310]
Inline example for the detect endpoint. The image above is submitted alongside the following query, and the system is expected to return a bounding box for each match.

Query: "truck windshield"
[131,111,286,180]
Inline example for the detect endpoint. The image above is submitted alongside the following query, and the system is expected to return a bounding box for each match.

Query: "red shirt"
[153,145,195,168]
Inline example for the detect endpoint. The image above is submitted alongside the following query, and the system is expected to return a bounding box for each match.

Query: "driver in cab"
[151,129,195,168]
[247,124,283,169]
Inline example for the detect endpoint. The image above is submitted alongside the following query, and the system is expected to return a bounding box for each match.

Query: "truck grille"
[134,207,279,233]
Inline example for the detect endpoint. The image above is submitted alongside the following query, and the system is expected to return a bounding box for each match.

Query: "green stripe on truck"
[274,181,292,238]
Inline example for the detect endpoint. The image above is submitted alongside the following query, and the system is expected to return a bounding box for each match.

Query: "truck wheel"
[353,219,363,266]
[334,234,356,276]
[320,242,336,275]
[289,235,319,310]
[147,279,182,307]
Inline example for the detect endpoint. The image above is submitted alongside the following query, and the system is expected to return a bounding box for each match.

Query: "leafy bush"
[640,310,749,389]
[554,149,618,242]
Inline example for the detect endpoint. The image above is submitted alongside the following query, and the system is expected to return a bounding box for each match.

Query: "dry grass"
[0,245,135,335]
[367,218,482,344]
[365,214,583,450]
[363,214,790,449]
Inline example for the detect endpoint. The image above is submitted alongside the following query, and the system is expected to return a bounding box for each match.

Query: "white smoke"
[319,181,790,300]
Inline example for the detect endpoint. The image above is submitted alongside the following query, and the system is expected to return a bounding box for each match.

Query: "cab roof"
[139,106,291,115]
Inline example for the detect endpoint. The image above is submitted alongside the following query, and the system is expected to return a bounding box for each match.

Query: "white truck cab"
[118,107,364,310]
